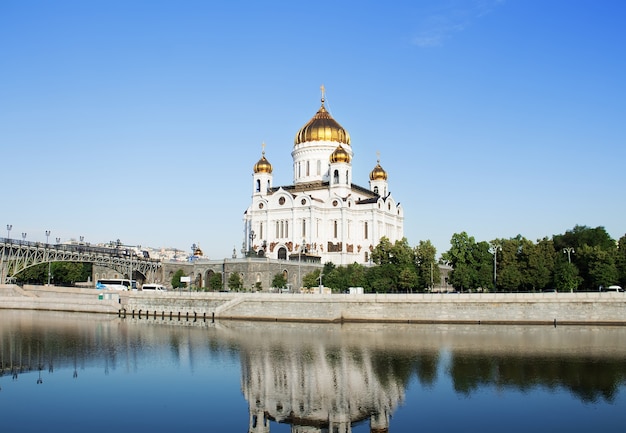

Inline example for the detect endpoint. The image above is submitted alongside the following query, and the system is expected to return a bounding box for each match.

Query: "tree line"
[294,225,625,294]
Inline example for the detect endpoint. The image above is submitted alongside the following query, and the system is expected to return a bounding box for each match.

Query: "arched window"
[333,169,339,184]
[256,179,260,192]
[278,247,287,260]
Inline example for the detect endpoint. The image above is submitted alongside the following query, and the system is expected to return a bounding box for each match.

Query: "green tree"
[272,273,287,289]
[228,272,243,291]
[524,237,556,291]
[208,272,223,291]
[617,235,626,288]
[302,269,322,289]
[499,237,524,291]
[442,233,491,292]
[580,245,619,290]
[415,240,440,291]
[553,225,616,289]
[171,269,185,289]
[554,260,581,292]
[371,237,416,292]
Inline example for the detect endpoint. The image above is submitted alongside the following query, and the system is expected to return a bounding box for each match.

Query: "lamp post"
[563,247,574,264]
[298,239,305,293]
[22,232,27,242]
[6,224,11,240]
[45,230,51,285]
[490,242,502,292]
[249,230,256,257]
[318,272,324,294]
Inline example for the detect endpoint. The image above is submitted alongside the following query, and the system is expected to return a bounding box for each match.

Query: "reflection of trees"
[449,354,626,403]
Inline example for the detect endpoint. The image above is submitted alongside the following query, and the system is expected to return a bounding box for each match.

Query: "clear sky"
[1,0,625,259]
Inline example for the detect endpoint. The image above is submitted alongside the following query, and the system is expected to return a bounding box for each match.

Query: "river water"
[1,310,625,432]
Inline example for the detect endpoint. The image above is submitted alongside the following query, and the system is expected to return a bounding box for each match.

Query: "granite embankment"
[1,284,626,325]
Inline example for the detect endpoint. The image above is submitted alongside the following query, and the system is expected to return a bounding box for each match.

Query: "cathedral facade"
[243,90,403,266]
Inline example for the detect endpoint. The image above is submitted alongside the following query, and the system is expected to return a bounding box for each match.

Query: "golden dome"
[369,160,387,181]
[253,150,273,174]
[330,144,351,163]
[194,246,203,256]
[295,95,351,146]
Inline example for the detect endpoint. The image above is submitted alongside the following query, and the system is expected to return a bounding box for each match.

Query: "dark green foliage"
[171,269,185,289]
[442,225,625,292]
[15,262,92,286]
[208,272,223,291]
[271,273,287,289]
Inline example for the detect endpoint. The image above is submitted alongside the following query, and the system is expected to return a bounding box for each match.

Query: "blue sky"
[1,0,625,259]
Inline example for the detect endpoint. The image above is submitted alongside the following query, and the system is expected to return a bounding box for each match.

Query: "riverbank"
[1,284,626,325]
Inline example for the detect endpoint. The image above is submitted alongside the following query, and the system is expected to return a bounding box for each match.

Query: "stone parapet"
[2,285,625,325]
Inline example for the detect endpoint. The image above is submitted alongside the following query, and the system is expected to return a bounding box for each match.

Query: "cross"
[320,84,325,102]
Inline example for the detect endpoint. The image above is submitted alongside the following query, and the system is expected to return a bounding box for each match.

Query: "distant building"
[243,88,404,265]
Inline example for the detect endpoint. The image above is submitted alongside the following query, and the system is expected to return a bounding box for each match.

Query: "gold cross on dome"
[321,84,325,101]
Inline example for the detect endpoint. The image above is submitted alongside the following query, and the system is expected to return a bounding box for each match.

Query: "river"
[1,310,625,432]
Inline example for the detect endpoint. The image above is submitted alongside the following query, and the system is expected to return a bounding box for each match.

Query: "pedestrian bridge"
[0,238,161,284]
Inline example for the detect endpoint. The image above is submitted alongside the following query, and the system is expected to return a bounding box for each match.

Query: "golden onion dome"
[253,150,273,174]
[330,144,351,163]
[294,92,351,146]
[369,160,387,181]
[194,246,203,256]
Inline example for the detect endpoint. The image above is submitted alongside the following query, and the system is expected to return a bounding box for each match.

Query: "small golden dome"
[253,151,273,174]
[330,144,351,163]
[369,161,387,181]
[295,93,351,146]
[194,247,203,256]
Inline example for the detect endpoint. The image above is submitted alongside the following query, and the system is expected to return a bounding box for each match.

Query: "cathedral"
[243,88,403,266]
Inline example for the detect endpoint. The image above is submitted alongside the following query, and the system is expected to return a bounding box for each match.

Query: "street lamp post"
[490,242,502,292]
[249,230,256,257]
[45,230,51,285]
[6,224,12,240]
[298,239,305,293]
[563,247,575,264]
[22,232,27,242]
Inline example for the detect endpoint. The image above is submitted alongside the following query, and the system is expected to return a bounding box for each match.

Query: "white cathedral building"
[243,89,403,266]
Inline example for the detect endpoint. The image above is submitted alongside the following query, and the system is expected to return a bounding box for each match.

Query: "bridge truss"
[0,239,161,284]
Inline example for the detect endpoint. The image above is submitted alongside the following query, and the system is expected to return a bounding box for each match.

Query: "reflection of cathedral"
[241,342,404,433]
[243,87,404,265]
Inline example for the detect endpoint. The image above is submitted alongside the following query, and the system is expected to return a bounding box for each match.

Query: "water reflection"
[1,311,626,432]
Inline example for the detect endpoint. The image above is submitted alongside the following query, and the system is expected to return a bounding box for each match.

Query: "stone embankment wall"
[1,284,626,325]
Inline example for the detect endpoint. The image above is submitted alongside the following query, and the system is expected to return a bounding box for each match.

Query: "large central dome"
[294,97,351,146]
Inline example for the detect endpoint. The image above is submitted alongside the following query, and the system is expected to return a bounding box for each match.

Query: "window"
[333,220,338,238]
[333,169,339,184]
[364,221,368,239]
[256,179,260,192]
[302,220,306,237]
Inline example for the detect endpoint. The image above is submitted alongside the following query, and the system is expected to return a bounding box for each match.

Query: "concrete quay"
[1,284,626,325]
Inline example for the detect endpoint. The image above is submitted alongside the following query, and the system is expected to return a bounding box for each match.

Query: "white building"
[243,89,403,266]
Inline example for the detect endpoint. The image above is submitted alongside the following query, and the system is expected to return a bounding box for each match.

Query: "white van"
[606,285,623,292]
[141,283,167,292]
